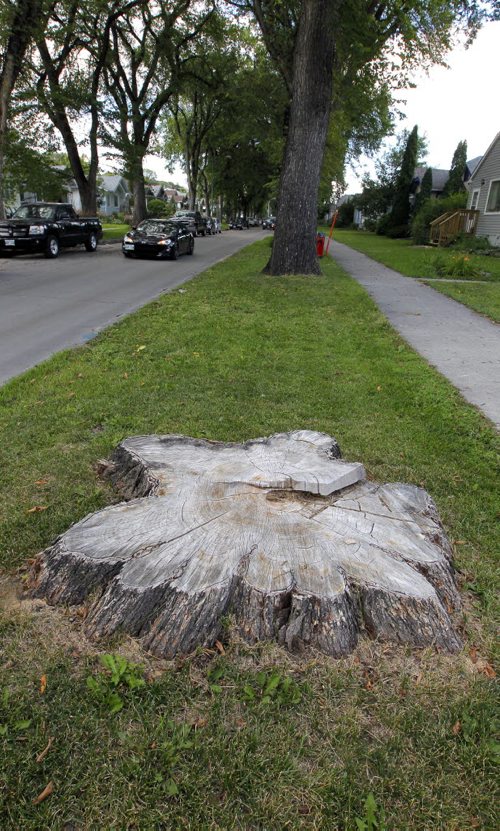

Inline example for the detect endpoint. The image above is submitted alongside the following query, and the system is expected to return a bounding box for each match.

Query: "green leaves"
[0,687,32,738]
[150,717,195,798]
[244,670,302,706]
[355,792,386,831]
[86,653,146,714]
[207,663,302,707]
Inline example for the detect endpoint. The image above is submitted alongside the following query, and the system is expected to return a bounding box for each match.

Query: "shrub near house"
[147,198,175,218]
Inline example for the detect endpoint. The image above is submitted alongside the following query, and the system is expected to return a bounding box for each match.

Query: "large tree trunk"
[265,0,338,275]
[36,39,99,216]
[186,144,198,210]
[131,157,147,225]
[0,0,41,218]
[30,430,461,659]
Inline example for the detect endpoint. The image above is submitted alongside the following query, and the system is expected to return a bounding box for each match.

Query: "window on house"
[485,180,500,213]
[470,189,480,210]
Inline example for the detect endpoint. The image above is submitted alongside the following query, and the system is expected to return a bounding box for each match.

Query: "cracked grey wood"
[31,430,461,657]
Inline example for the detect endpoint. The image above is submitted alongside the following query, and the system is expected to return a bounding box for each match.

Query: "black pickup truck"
[0,202,102,258]
[173,210,207,237]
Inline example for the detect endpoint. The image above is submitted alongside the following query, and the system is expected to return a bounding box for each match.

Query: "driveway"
[0,230,267,386]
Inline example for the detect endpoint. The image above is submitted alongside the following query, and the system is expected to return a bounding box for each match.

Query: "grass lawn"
[101,223,130,241]
[330,229,500,322]
[0,239,498,830]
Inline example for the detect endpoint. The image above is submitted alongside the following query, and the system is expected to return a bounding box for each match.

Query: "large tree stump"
[30,430,461,657]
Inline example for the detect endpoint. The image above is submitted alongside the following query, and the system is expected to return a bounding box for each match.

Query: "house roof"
[334,194,358,207]
[466,156,483,177]
[466,132,500,181]
[99,174,127,193]
[413,167,449,192]
[164,187,187,199]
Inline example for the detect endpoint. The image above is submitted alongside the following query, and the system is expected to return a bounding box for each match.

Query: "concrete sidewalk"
[329,241,500,429]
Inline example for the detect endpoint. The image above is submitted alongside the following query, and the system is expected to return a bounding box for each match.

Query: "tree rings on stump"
[30,430,461,657]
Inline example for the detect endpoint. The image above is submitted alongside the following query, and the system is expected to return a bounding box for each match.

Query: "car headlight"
[123,235,134,243]
[158,239,173,246]
[29,225,46,235]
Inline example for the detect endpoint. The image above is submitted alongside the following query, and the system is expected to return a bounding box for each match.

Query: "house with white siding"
[98,174,130,216]
[466,132,500,247]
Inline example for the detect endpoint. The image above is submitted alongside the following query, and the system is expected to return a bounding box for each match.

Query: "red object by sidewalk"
[316,233,325,257]
[325,210,339,256]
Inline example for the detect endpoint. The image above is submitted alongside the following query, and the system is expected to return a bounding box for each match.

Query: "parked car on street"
[204,216,215,234]
[229,217,247,230]
[122,219,194,260]
[0,202,102,258]
[262,216,276,230]
[173,210,207,236]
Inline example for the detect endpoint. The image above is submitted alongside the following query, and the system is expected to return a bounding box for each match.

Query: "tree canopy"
[0,0,496,238]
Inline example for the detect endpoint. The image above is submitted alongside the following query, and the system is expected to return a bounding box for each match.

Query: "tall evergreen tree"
[386,124,419,234]
[443,139,467,196]
[414,166,433,213]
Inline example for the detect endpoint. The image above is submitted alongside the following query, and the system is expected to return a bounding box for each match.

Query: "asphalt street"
[0,229,268,386]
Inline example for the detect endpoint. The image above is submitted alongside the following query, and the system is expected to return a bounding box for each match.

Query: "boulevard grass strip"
[331,228,500,282]
[421,279,500,323]
[101,223,130,241]
[0,239,498,830]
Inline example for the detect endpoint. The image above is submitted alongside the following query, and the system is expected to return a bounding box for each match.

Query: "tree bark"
[30,430,461,659]
[265,0,339,275]
[132,160,147,225]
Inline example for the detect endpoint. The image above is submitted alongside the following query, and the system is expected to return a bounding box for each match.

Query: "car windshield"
[137,220,176,234]
[175,212,193,217]
[13,205,56,220]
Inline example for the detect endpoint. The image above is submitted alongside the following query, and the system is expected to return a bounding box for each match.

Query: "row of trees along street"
[0,0,497,275]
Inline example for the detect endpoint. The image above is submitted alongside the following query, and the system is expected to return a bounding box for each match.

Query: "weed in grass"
[206,661,302,706]
[0,688,32,737]
[150,718,196,796]
[86,653,145,714]
[354,792,386,831]
[207,661,226,694]
[241,670,302,706]
[451,701,500,763]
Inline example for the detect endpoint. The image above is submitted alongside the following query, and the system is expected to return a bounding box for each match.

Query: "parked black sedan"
[122,219,194,260]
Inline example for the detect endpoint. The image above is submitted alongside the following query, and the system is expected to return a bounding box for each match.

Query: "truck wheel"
[188,237,194,255]
[45,235,59,258]
[85,232,98,252]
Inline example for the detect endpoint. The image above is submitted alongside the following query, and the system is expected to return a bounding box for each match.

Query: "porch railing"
[429,209,480,246]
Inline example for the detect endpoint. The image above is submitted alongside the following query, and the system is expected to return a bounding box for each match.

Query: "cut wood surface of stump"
[31,430,462,657]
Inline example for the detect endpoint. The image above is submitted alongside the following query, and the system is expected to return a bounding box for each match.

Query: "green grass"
[331,229,500,282]
[329,229,500,322]
[422,281,500,323]
[101,223,130,241]
[0,239,498,829]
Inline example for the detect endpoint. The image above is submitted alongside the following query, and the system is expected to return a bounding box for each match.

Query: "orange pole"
[325,210,338,256]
